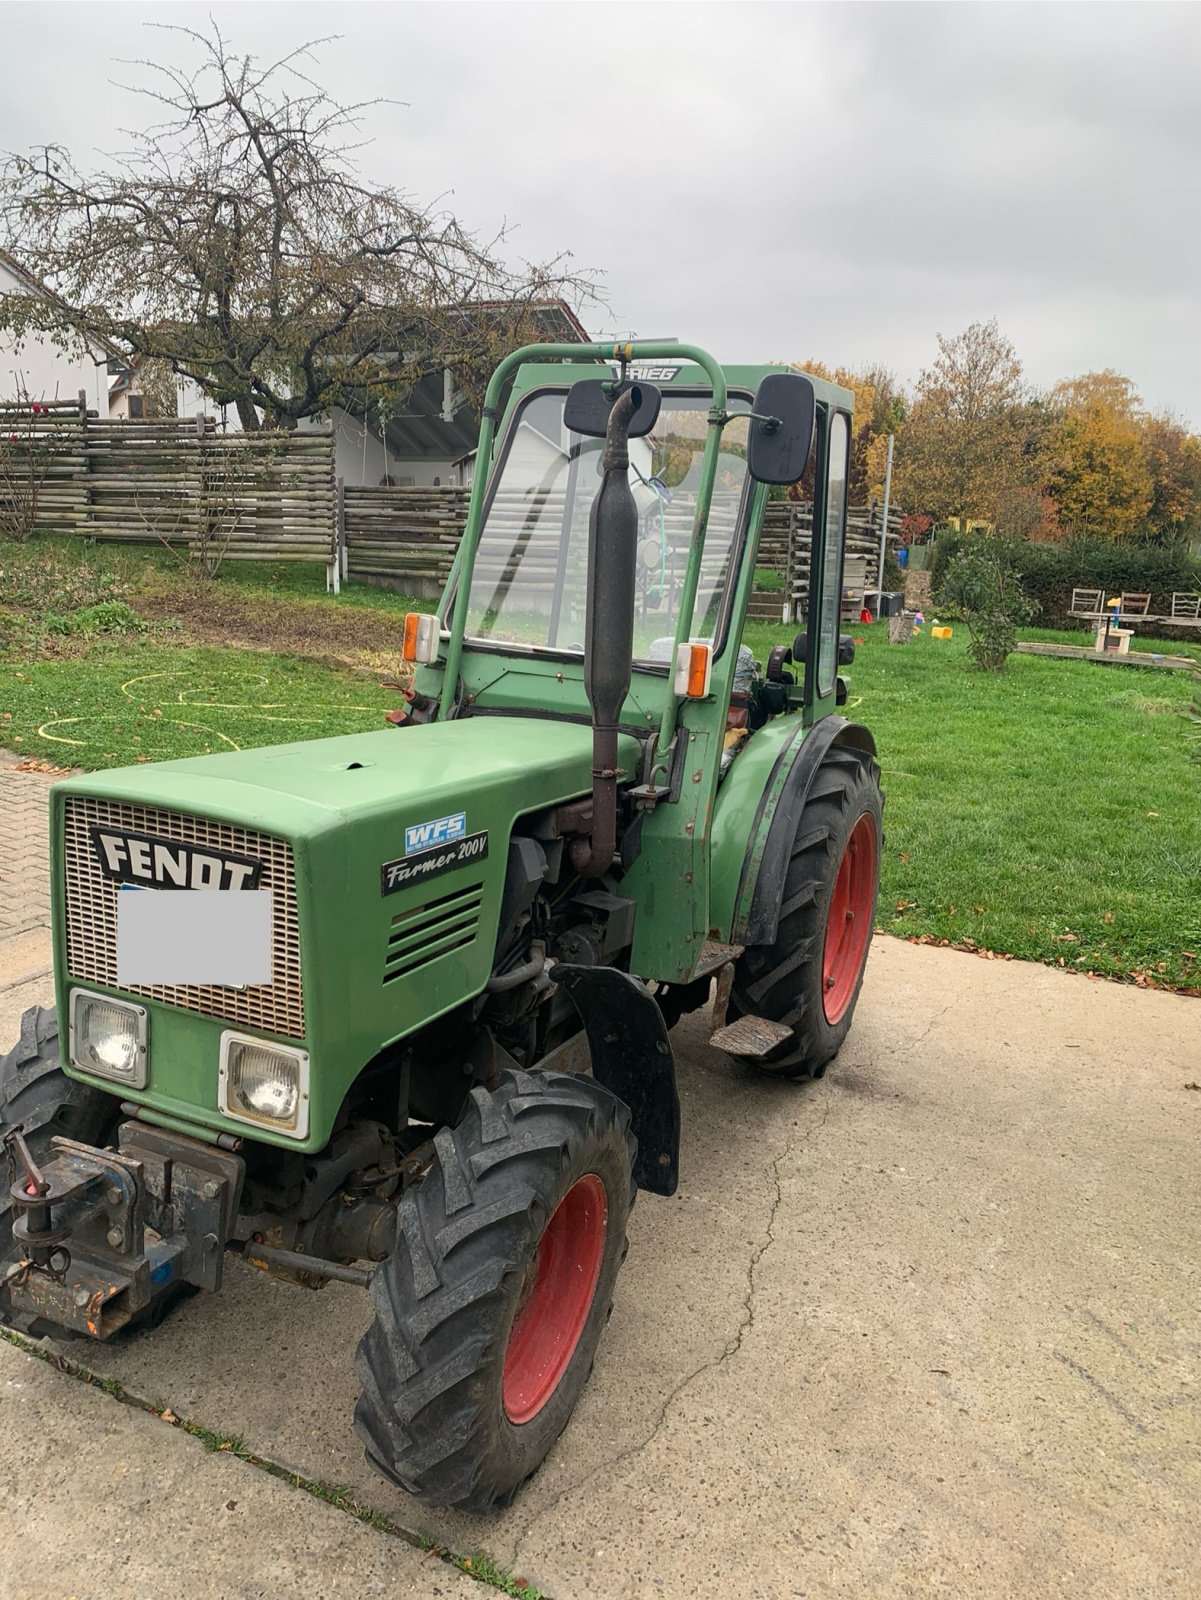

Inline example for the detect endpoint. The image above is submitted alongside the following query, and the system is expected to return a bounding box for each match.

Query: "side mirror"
[747,373,816,485]
[564,379,662,439]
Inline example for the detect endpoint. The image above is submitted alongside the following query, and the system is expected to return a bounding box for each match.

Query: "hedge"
[930,534,1201,631]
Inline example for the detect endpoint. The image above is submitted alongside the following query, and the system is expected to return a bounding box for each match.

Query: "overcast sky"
[1,1,1197,425]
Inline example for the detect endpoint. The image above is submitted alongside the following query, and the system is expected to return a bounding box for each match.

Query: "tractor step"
[692,939,744,979]
[709,1013,794,1059]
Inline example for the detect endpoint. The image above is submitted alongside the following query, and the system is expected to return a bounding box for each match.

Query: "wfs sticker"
[381,830,488,896]
[404,812,466,855]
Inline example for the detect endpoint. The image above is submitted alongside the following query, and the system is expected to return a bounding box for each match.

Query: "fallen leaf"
[1103,912,1114,924]
[160,1408,177,1423]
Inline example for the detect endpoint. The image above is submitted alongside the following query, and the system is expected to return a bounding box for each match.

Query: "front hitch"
[3,1121,243,1339]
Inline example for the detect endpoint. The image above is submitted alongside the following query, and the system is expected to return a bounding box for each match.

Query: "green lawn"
[2,538,1198,991]
[742,617,1200,990]
[2,642,398,768]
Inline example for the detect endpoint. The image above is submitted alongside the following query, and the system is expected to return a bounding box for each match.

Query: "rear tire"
[731,747,883,1079]
[354,1067,636,1512]
[1,1006,113,1337]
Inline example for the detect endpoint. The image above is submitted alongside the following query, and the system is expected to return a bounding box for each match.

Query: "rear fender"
[713,716,876,949]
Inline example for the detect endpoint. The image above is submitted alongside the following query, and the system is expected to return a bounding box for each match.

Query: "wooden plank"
[1013,642,1197,671]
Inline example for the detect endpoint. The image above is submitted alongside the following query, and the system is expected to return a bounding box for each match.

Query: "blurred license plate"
[117,889,274,988]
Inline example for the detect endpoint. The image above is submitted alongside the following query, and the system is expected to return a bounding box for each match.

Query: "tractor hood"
[53,718,643,842]
[51,716,645,1155]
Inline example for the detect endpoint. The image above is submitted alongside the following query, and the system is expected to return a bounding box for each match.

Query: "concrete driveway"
[1,759,1198,1599]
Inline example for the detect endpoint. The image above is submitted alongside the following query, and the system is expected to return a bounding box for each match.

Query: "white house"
[0,250,110,411]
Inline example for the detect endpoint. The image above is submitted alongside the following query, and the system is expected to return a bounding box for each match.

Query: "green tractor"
[1,342,882,1511]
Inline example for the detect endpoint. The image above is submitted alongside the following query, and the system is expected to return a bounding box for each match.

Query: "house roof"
[0,247,124,363]
[376,300,589,463]
[0,247,47,295]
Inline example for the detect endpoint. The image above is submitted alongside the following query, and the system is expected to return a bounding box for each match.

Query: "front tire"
[354,1067,636,1512]
[731,746,883,1079]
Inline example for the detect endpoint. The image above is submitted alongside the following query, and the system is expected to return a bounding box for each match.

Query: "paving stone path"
[0,753,58,941]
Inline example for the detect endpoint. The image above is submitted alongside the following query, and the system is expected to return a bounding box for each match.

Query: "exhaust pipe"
[570,384,643,878]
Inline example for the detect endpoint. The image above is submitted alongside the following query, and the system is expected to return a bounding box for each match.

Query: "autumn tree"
[1043,371,1153,540]
[893,320,1029,527]
[794,359,905,502]
[0,26,589,431]
[1139,412,1201,546]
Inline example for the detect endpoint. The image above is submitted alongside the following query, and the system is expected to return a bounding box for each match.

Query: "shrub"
[934,536,1037,672]
[43,601,145,637]
[931,532,1201,630]
[1016,540,1201,627]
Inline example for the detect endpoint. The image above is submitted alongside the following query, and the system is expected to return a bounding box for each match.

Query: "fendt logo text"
[90,827,263,890]
[404,812,467,856]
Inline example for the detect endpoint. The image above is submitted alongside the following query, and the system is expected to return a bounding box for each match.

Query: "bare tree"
[0,25,593,431]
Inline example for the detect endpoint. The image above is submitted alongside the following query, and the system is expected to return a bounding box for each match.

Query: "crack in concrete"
[511,1097,834,1564]
[909,998,957,1052]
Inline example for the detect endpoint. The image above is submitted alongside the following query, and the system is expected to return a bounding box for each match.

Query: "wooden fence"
[0,396,336,572]
[342,484,897,616]
[1,402,897,613]
[343,484,471,593]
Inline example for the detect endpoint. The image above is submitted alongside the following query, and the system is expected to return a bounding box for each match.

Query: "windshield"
[458,387,752,661]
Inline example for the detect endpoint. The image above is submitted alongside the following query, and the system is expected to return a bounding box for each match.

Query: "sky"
[0,1,1197,426]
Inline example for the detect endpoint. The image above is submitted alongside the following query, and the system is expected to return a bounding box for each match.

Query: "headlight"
[69,990,148,1088]
[219,1032,309,1139]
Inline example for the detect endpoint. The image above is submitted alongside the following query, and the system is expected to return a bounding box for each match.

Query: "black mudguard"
[736,716,877,948]
[549,963,680,1196]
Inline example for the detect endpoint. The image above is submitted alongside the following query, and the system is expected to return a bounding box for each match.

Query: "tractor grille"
[384,884,483,984]
[62,796,305,1039]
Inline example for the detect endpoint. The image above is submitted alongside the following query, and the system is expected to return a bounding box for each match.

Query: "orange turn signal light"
[673,641,713,699]
[401,612,439,664]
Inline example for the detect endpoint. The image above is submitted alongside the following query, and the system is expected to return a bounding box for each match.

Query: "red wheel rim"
[502,1173,608,1426]
[821,812,878,1025]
